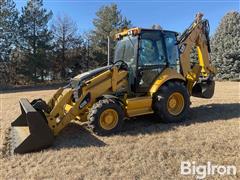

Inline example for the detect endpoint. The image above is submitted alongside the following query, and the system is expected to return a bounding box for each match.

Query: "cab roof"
[115,27,178,40]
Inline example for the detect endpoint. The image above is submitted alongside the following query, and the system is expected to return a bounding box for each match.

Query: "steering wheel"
[113,60,128,70]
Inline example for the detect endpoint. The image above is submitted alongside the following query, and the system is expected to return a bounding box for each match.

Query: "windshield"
[114,36,138,66]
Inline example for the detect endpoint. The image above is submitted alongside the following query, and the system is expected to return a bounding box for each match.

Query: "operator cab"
[114,28,179,93]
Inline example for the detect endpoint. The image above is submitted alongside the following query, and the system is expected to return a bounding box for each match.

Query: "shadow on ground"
[52,103,239,149]
[52,123,106,150]
[121,103,240,136]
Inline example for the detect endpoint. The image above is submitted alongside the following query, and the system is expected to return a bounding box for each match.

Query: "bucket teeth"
[11,98,54,154]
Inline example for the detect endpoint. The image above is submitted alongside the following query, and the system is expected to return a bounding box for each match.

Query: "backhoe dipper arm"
[178,13,215,82]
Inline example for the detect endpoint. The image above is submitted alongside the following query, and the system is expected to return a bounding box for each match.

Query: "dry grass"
[0,82,239,179]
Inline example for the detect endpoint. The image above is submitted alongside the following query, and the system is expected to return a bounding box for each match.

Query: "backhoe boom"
[178,12,216,96]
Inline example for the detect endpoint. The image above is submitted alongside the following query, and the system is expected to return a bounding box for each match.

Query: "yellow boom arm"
[178,13,216,93]
[46,67,128,135]
[179,13,215,86]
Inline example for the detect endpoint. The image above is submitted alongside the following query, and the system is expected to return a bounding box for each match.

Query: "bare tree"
[52,14,79,79]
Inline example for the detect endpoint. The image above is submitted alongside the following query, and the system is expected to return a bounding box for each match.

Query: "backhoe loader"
[11,13,216,154]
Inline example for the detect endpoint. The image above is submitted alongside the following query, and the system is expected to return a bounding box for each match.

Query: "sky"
[15,0,240,35]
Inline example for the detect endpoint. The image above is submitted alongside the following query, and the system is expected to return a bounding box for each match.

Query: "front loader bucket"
[11,98,54,154]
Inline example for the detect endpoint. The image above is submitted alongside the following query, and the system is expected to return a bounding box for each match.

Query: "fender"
[149,68,185,95]
[97,94,125,105]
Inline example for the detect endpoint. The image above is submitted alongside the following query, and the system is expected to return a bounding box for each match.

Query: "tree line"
[0,0,239,87]
[0,0,131,86]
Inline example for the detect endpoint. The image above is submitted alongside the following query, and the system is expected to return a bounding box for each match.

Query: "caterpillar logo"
[179,43,186,53]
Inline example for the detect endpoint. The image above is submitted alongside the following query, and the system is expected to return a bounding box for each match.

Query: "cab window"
[114,36,138,66]
[139,31,166,66]
[164,32,179,65]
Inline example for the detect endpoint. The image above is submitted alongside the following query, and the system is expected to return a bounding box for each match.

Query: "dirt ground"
[0,81,239,179]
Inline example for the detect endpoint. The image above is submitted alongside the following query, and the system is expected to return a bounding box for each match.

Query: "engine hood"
[70,65,112,88]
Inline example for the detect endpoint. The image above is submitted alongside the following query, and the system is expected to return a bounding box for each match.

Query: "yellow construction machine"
[11,13,215,153]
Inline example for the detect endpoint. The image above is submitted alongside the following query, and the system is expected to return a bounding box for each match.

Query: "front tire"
[152,81,190,123]
[88,99,124,135]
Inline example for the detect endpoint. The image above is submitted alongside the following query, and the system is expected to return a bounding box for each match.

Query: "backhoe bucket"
[192,80,215,99]
[11,98,54,154]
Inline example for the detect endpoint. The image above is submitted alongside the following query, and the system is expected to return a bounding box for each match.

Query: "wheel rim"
[167,92,185,116]
[99,109,119,130]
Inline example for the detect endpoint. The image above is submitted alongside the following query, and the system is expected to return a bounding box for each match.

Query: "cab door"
[135,30,168,93]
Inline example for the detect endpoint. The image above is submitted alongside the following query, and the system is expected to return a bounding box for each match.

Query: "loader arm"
[46,66,128,136]
[11,65,128,153]
[178,13,216,95]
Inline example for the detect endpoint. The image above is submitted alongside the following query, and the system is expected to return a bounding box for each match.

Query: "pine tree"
[91,3,132,64]
[0,0,19,85]
[18,0,53,82]
[211,11,240,80]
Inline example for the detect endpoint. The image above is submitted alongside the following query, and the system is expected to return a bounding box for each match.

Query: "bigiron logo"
[180,161,237,179]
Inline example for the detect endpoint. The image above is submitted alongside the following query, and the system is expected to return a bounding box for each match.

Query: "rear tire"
[88,99,124,135]
[152,81,190,123]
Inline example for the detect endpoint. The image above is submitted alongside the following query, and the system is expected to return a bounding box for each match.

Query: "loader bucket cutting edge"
[11,98,54,154]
